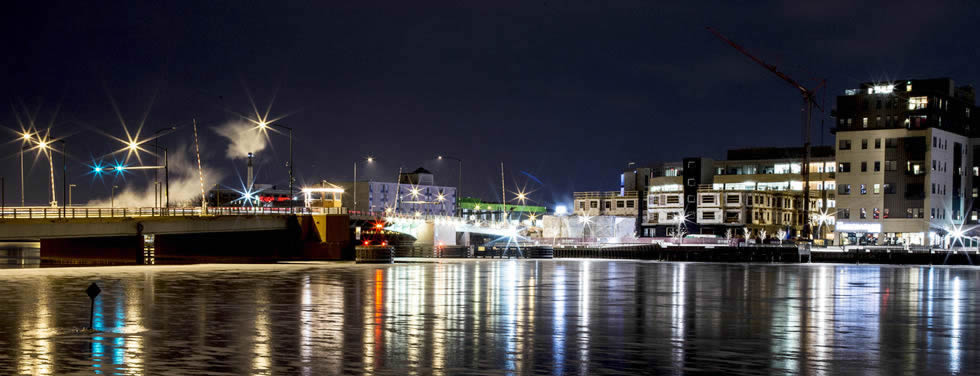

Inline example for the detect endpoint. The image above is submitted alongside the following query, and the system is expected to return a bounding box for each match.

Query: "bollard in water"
[86,282,101,329]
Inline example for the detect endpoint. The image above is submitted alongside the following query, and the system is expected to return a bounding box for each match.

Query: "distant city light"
[555,205,568,215]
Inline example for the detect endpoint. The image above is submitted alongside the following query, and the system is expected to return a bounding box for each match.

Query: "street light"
[61,140,67,217]
[69,184,76,207]
[437,155,462,216]
[19,131,32,206]
[255,121,293,212]
[111,185,119,209]
[154,126,175,209]
[353,156,375,212]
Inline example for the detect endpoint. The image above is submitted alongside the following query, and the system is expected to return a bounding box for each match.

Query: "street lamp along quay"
[353,156,375,212]
[253,120,294,212]
[436,155,462,217]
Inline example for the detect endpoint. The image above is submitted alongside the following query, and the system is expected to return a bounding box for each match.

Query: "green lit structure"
[459,197,546,221]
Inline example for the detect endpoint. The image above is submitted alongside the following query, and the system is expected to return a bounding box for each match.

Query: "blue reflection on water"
[552,265,566,375]
[92,295,104,374]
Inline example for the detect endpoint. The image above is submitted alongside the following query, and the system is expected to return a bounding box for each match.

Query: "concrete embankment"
[553,244,980,265]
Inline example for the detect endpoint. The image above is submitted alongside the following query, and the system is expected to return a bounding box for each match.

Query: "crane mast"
[706,27,823,240]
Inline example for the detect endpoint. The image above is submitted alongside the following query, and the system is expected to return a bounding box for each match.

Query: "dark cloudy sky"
[3,1,979,207]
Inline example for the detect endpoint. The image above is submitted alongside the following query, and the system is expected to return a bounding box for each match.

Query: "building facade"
[833,78,978,246]
[644,150,835,239]
[337,167,456,216]
[573,191,639,216]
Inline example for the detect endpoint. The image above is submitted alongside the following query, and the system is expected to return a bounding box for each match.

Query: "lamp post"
[148,144,169,210]
[111,185,119,209]
[154,127,175,210]
[20,131,32,206]
[257,122,293,212]
[353,157,375,212]
[61,140,67,218]
[20,145,26,207]
[437,155,462,216]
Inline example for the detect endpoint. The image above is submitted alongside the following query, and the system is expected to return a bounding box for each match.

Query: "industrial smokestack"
[247,152,254,188]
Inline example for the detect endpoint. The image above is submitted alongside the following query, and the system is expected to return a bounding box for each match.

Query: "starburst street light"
[240,113,294,212]
[23,130,62,207]
[353,156,376,210]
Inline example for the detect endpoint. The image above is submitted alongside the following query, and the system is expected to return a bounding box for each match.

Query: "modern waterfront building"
[572,191,639,217]
[832,78,979,246]
[336,167,457,216]
[573,147,835,239]
[644,149,835,239]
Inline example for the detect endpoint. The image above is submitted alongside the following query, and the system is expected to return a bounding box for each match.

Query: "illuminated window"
[906,82,912,92]
[862,117,869,127]
[909,96,928,110]
[860,208,867,219]
[873,184,880,194]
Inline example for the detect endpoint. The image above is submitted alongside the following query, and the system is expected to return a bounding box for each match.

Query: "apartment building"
[833,78,978,246]
[573,191,639,216]
[645,148,835,238]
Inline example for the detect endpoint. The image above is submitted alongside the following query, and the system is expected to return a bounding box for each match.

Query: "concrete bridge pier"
[410,220,458,254]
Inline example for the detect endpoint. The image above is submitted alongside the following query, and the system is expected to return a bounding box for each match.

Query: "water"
[0,260,976,375]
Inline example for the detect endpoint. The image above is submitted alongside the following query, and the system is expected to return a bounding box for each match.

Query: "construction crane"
[706,26,824,241]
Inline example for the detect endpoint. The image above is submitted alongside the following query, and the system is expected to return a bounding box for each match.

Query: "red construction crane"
[706,26,824,241]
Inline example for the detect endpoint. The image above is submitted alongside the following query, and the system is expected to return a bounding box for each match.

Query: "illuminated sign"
[835,221,881,233]
[258,195,290,203]
[871,85,893,94]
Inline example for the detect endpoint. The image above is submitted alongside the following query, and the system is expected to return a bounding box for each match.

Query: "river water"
[0,260,976,375]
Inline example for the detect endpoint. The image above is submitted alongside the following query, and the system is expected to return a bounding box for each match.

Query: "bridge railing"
[0,206,346,219]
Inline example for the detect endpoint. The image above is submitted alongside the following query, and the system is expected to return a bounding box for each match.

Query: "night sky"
[3,1,979,208]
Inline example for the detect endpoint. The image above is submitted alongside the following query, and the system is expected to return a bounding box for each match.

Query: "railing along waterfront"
[0,206,348,219]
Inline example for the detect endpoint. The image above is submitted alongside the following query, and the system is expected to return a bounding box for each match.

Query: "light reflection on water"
[0,261,978,375]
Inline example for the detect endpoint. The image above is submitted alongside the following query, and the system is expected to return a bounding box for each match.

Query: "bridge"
[0,206,525,264]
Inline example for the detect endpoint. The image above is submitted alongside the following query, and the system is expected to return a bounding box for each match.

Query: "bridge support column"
[457,231,471,246]
[302,214,352,260]
[411,220,457,255]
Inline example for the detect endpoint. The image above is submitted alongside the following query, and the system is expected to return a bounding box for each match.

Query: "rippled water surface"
[1,260,979,375]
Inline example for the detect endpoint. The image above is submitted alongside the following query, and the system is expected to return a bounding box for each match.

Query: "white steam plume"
[86,144,227,207]
[214,120,268,159]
